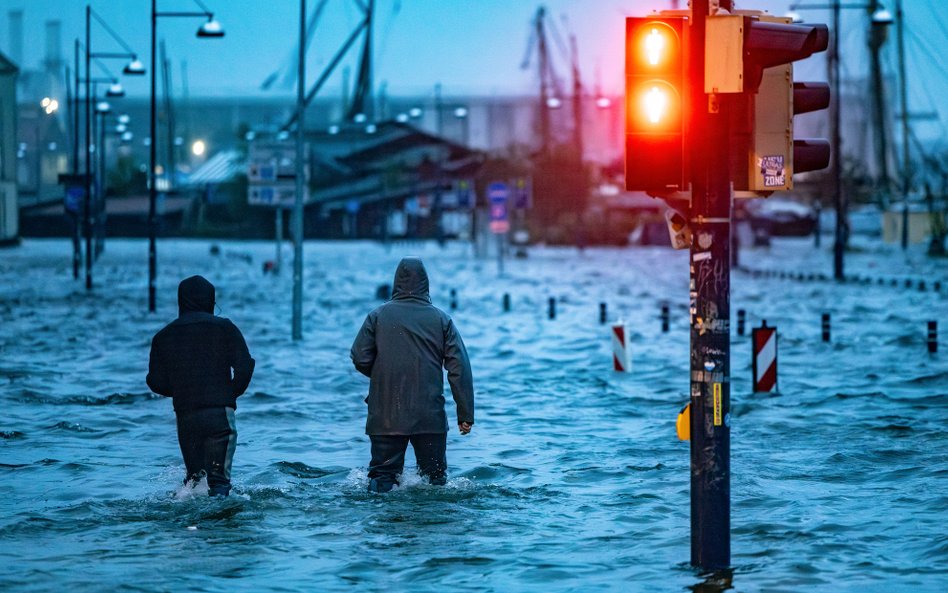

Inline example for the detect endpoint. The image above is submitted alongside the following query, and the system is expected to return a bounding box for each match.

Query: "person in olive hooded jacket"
[350,257,475,493]
[147,275,255,496]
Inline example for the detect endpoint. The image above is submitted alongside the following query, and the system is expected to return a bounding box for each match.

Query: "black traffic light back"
[744,21,829,92]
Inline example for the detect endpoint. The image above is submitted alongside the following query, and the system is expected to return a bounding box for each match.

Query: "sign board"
[488,181,509,234]
[456,179,474,209]
[248,184,308,208]
[247,141,310,208]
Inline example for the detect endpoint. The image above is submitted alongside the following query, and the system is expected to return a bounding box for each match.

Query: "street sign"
[488,181,509,234]
[247,141,310,208]
[456,179,474,209]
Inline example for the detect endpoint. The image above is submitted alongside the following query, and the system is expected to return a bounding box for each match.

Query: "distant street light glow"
[596,96,611,109]
[191,140,206,156]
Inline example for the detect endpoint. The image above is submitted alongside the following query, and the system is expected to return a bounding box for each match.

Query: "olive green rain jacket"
[350,257,474,435]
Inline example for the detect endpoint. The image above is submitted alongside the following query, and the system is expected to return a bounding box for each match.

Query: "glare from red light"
[645,28,665,66]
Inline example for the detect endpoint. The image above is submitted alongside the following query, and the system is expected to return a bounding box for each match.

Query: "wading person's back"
[146,275,255,496]
[350,257,475,493]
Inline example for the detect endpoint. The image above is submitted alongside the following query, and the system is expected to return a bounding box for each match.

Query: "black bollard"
[929,321,938,354]
[503,293,511,312]
[548,297,556,320]
[822,312,831,342]
[661,303,670,333]
[919,281,927,292]
[737,309,746,336]
[599,302,607,325]
[905,279,913,289]
[450,289,458,310]
[934,281,942,292]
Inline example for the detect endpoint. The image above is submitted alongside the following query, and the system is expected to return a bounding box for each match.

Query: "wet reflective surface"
[1,238,945,592]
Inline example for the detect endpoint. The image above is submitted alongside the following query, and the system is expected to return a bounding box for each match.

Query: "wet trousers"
[175,407,237,497]
[368,433,447,493]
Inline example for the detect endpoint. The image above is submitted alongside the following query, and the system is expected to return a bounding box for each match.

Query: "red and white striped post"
[752,321,778,392]
[612,322,630,372]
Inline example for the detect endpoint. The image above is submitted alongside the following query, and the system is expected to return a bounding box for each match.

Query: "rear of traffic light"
[723,14,830,193]
[625,16,687,192]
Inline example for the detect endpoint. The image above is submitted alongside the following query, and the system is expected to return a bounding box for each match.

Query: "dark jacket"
[147,275,255,412]
[350,258,474,435]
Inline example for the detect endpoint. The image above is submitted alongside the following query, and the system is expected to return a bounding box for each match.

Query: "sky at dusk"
[1,0,945,140]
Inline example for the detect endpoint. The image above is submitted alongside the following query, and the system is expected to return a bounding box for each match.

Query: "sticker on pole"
[488,181,509,234]
[752,323,778,392]
[759,155,786,188]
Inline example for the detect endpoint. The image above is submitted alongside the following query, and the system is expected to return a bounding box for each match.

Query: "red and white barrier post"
[611,322,631,372]
[752,321,778,392]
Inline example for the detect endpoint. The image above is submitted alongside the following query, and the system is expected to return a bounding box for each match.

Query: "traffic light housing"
[722,14,830,193]
[625,16,688,193]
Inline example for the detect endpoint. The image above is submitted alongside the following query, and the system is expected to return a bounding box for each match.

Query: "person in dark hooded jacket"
[147,275,255,496]
[350,257,474,493]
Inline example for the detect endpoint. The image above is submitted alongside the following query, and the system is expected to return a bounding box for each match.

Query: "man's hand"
[458,422,473,435]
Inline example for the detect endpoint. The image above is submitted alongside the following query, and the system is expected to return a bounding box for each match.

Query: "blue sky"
[2,0,945,142]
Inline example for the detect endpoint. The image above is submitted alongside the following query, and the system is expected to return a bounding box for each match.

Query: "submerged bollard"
[822,313,831,342]
[737,309,746,336]
[450,289,458,310]
[929,321,938,354]
[661,303,670,333]
[611,322,630,372]
[502,293,511,312]
[934,281,942,292]
[548,297,556,320]
[752,320,778,393]
[599,302,607,325]
[919,281,927,292]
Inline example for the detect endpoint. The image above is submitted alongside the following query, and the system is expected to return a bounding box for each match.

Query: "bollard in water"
[737,309,746,336]
[450,289,458,310]
[611,322,630,372]
[905,279,913,289]
[929,321,938,354]
[502,293,511,312]
[934,281,942,292]
[599,302,607,325]
[919,281,927,292]
[548,297,556,320]
[822,312,831,342]
[752,320,778,393]
[661,303,670,333]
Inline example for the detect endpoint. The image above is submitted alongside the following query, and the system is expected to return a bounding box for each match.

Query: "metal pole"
[832,0,846,279]
[72,39,81,280]
[84,5,93,291]
[292,0,305,340]
[148,0,158,312]
[690,0,731,571]
[496,232,504,276]
[275,207,283,274]
[896,0,910,249]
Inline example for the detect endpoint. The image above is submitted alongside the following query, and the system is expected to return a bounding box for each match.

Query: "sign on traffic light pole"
[625,1,831,572]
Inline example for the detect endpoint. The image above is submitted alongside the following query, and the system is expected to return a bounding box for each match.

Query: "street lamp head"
[408,107,423,119]
[106,83,125,98]
[96,100,111,114]
[453,106,469,119]
[596,96,612,109]
[124,58,146,76]
[118,114,131,125]
[871,7,894,25]
[546,97,562,109]
[395,113,409,123]
[121,131,134,143]
[197,18,225,38]
[41,97,59,114]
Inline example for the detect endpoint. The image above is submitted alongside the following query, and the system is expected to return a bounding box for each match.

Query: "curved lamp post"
[149,0,224,312]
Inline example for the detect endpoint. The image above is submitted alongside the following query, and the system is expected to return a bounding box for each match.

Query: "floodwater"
[0,237,945,592]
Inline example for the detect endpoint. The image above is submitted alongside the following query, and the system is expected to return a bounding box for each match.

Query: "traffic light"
[720,14,830,193]
[625,16,687,192]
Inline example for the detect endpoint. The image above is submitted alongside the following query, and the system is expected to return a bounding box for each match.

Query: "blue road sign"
[488,181,509,234]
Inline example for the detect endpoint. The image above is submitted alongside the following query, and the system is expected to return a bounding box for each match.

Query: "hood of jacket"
[178,275,215,317]
[391,257,430,303]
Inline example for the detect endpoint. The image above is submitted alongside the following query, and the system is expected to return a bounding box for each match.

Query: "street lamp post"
[149,0,224,312]
[81,5,145,289]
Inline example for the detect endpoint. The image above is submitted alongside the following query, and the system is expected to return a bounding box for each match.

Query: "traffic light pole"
[689,0,731,571]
